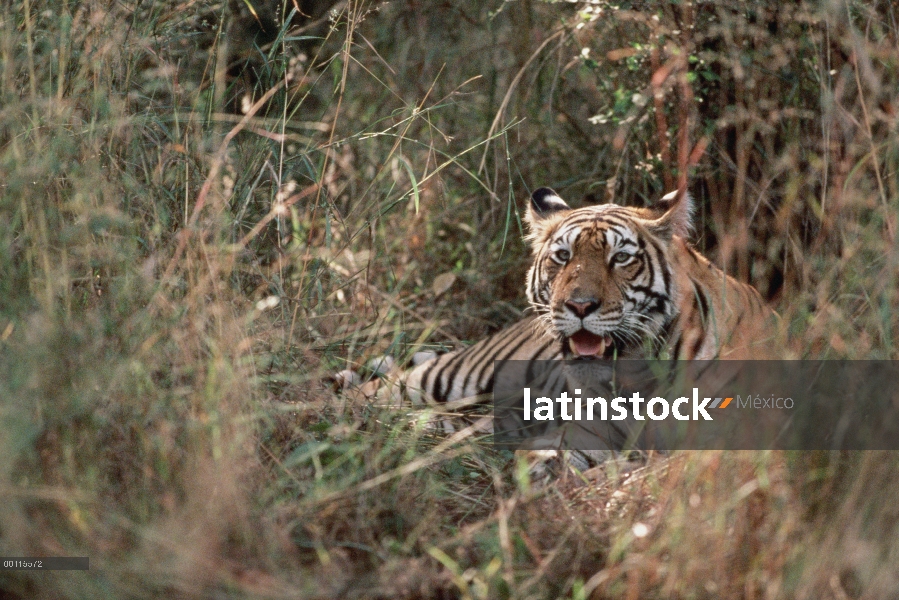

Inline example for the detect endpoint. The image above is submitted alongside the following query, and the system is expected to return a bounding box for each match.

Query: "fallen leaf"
[432,272,457,297]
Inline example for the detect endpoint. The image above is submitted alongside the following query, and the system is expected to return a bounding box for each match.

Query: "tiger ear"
[526,187,571,236]
[644,189,694,240]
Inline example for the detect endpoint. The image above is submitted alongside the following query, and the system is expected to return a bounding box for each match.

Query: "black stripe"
[474,325,535,393]
[463,321,538,398]
[429,349,470,403]
[671,332,684,359]
[462,322,533,395]
[688,280,711,358]
[523,337,556,385]
[481,327,548,395]
[658,316,677,350]
[694,280,711,324]
[419,358,447,401]
[631,255,647,279]
[643,235,672,295]
[440,350,477,403]
[429,324,512,403]
[689,330,707,359]
[628,285,669,311]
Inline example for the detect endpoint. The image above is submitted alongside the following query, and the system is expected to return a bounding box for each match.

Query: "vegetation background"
[1,0,897,597]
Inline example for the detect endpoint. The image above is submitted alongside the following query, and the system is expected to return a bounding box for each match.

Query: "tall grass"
[1,0,898,598]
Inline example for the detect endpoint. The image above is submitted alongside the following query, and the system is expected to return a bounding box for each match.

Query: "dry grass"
[1,0,898,598]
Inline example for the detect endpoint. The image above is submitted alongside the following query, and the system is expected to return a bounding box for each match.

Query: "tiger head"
[524,187,693,359]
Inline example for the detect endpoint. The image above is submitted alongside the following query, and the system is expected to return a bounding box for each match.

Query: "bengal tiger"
[342,187,779,475]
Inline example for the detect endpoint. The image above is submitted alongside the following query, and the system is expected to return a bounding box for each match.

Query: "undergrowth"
[1,0,898,598]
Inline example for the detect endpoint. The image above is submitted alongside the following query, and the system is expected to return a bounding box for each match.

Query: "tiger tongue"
[570,330,612,357]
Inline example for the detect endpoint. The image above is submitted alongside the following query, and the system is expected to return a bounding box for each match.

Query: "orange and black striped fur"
[401,187,778,410]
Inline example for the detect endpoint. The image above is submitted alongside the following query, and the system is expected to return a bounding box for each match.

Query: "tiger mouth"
[567,330,615,359]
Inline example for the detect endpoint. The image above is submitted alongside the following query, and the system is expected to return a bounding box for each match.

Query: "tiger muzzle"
[564,298,601,318]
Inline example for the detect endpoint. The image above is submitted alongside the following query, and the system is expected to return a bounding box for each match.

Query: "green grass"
[1,0,899,597]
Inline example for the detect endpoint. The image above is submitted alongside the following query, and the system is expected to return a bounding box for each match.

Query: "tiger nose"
[565,298,601,318]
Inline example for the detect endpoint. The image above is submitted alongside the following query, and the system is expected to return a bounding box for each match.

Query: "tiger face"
[525,188,690,359]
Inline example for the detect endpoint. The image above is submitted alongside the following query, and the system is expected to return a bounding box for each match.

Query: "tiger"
[341,186,779,476]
